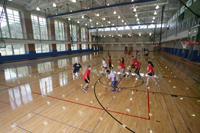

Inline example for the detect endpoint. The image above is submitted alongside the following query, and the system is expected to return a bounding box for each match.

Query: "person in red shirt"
[108,50,110,55]
[118,59,129,79]
[109,56,113,70]
[136,50,138,57]
[133,59,141,78]
[82,65,92,92]
[131,56,135,68]
[145,61,158,86]
[128,50,130,55]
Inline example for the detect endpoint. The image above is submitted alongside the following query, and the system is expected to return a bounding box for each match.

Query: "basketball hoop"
[181,41,189,49]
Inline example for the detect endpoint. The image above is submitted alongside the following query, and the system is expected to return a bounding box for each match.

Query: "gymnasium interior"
[0,0,200,133]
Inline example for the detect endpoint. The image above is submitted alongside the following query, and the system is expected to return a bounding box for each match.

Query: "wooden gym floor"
[0,51,199,133]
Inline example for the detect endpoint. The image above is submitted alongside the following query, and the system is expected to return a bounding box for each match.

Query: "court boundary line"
[11,123,32,133]
[156,59,192,133]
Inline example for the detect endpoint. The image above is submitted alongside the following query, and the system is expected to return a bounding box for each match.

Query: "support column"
[77,25,81,52]
[47,18,55,40]
[78,44,82,53]
[25,44,37,59]
[65,21,70,41]
[50,44,57,56]
[66,44,71,54]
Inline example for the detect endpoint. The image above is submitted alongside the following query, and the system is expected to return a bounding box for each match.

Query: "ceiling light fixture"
[68,18,71,20]
[36,7,40,11]
[136,18,139,21]
[135,13,138,17]
[153,17,155,19]
[85,24,87,26]
[102,18,105,20]
[77,21,79,23]
[108,21,111,23]
[96,22,98,25]
[82,15,84,18]
[107,3,110,6]
[124,23,127,25]
[118,16,120,19]
[139,33,141,36]
[91,26,93,28]
[156,5,159,9]
[149,33,152,36]
[154,11,157,15]
[133,8,136,12]
[138,21,140,24]
[122,20,124,22]
[152,20,154,22]
[101,25,103,27]
[96,13,99,16]
[53,3,56,7]
[90,19,92,22]
[113,11,116,14]
[72,0,76,2]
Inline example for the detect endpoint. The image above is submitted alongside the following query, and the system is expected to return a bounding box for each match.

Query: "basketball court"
[0,51,199,133]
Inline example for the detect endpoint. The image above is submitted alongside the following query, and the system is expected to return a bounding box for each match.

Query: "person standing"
[105,70,120,92]
[118,59,129,79]
[82,66,92,92]
[121,57,125,65]
[108,50,110,55]
[71,60,82,78]
[109,56,113,70]
[102,58,107,74]
[131,56,135,68]
[133,59,141,78]
[145,61,158,86]
[145,49,149,56]
[128,50,131,57]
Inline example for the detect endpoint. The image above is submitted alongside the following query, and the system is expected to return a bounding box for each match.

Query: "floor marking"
[11,123,32,133]
[0,83,12,88]
[31,112,90,133]
[156,120,161,123]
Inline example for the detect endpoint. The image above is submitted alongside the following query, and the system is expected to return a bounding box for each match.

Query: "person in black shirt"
[71,61,82,78]
[121,57,124,65]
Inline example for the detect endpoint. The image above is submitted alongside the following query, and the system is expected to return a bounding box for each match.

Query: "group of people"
[71,50,158,93]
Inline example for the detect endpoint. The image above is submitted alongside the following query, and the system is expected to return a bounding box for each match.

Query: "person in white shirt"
[145,50,149,56]
[105,70,120,92]
[102,58,107,74]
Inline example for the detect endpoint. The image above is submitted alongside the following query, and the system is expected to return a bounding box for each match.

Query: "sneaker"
[123,75,126,77]
[120,77,123,80]
[145,83,148,86]
[155,82,158,85]
[86,87,89,90]
[126,74,129,78]
[112,89,116,91]
[117,88,120,92]
[138,75,141,78]
[82,88,87,92]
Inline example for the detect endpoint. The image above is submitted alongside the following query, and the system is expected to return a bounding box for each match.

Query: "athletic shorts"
[131,64,135,68]
[109,63,112,68]
[148,73,154,76]
[84,78,90,83]
[111,81,118,87]
[121,68,125,73]
[73,70,79,74]
[103,66,107,69]
[135,68,140,73]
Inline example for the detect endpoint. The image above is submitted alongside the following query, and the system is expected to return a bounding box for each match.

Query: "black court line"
[156,60,192,133]
[153,60,177,133]
[94,75,135,133]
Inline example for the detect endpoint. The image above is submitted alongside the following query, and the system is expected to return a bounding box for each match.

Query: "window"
[31,15,48,40]
[82,55,87,62]
[105,28,110,31]
[54,21,65,40]
[70,24,77,41]
[118,27,124,30]
[125,26,130,30]
[57,44,65,52]
[71,44,77,51]
[98,28,104,31]
[0,44,25,56]
[0,7,23,39]
[81,28,86,41]
[148,24,155,28]
[132,26,139,29]
[38,62,51,73]
[140,25,147,29]
[82,44,86,50]
[72,57,78,64]
[35,44,49,53]
[111,27,116,31]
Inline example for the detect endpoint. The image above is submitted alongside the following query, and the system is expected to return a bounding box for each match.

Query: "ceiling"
[10,0,180,28]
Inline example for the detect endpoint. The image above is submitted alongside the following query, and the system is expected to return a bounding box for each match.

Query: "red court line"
[0,83,12,88]
[156,120,161,123]
[32,91,150,120]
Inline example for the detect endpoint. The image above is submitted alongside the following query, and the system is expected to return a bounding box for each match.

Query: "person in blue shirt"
[71,60,82,78]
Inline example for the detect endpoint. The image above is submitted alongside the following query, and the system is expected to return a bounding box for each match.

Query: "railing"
[156,14,199,41]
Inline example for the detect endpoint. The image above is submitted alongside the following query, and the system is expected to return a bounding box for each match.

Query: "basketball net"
[180,41,189,49]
